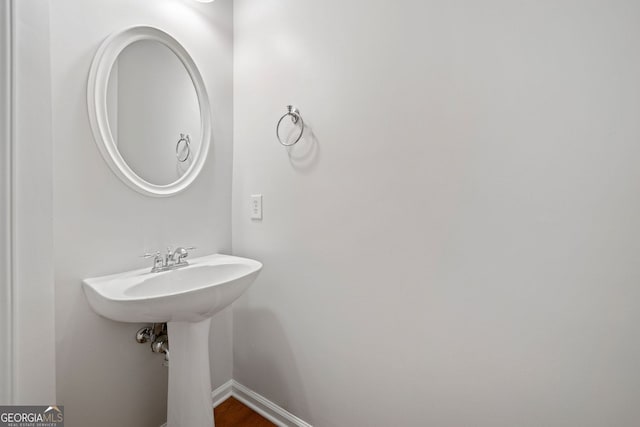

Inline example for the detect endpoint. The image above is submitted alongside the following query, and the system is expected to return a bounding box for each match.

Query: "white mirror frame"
[87,26,212,197]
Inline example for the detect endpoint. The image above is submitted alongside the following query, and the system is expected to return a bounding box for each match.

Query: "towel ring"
[176,133,191,162]
[276,105,304,146]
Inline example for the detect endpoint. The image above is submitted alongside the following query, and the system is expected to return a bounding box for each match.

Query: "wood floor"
[214,397,277,427]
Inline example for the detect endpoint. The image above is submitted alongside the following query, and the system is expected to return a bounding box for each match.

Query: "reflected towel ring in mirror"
[176,133,191,162]
[276,105,304,146]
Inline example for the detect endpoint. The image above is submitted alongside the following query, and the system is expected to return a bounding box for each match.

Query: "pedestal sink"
[82,253,262,427]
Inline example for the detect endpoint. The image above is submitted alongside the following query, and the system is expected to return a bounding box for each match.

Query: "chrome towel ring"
[176,133,191,162]
[276,105,304,146]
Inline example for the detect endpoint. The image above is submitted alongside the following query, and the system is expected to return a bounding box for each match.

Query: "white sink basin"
[82,253,262,323]
[81,253,262,427]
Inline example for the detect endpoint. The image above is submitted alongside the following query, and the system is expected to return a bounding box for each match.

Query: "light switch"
[250,194,263,220]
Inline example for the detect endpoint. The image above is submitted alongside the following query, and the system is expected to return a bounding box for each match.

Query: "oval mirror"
[87,26,211,197]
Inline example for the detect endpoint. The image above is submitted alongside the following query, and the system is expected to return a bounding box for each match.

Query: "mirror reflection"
[106,40,201,186]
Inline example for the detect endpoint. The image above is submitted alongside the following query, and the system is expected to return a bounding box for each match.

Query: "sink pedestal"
[167,318,214,427]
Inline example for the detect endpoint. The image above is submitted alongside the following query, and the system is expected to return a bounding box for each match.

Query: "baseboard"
[211,379,234,407]
[229,380,312,427]
[160,379,312,427]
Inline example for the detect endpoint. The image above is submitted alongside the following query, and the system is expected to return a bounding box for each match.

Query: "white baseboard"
[211,379,234,407]
[229,380,312,427]
[160,379,312,427]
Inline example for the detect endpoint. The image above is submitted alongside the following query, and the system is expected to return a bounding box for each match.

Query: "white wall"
[1,0,57,406]
[0,0,12,403]
[232,1,640,426]
[50,0,233,425]
[12,0,56,405]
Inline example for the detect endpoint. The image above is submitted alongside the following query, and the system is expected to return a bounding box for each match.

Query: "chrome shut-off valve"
[136,323,170,366]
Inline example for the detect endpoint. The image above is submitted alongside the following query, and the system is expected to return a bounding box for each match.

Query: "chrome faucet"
[171,247,189,264]
[142,246,195,273]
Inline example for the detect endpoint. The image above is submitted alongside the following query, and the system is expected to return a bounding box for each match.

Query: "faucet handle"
[173,246,196,253]
[142,251,164,271]
[141,251,161,259]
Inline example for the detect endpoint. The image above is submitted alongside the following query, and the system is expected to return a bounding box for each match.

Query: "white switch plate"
[250,194,263,220]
